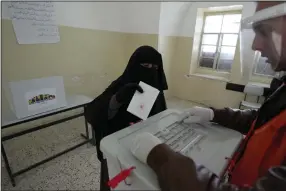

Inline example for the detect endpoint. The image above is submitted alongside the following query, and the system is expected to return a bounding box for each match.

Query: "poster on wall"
[25,88,58,111]
[8,1,60,44]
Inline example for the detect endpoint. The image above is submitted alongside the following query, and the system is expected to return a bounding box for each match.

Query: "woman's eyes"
[140,63,152,68]
[140,63,158,70]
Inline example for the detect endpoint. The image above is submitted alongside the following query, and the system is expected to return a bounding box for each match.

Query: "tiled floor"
[1,97,198,190]
[1,118,101,191]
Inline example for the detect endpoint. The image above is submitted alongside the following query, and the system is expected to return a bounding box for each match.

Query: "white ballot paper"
[127,81,160,120]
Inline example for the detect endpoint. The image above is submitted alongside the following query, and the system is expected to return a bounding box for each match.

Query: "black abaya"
[85,45,168,161]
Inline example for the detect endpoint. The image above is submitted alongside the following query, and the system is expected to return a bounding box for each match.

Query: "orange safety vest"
[229,108,286,186]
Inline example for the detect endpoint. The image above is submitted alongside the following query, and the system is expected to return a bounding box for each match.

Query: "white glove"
[130,132,162,164]
[182,106,214,124]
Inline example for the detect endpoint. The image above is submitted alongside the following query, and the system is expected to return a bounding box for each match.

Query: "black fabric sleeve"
[211,107,257,134]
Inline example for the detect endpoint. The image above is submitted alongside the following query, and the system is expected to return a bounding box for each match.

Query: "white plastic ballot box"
[101,109,243,190]
[8,76,67,119]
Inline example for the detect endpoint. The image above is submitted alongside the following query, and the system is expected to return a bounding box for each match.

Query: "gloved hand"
[181,106,214,124]
[130,132,162,164]
[115,83,144,104]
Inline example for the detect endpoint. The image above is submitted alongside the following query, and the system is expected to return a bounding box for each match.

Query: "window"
[253,54,275,77]
[198,12,241,72]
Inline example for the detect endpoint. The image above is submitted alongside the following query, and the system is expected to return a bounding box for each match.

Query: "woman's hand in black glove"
[115,83,144,104]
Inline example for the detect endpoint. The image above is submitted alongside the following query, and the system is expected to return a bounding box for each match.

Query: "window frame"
[197,10,242,73]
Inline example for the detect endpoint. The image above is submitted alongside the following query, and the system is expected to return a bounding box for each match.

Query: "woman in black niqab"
[85,45,168,161]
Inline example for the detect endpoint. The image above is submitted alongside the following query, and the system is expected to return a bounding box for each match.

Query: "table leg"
[82,106,96,146]
[81,106,90,141]
[84,118,89,139]
[81,117,90,140]
[81,118,96,146]
[91,126,96,146]
[1,143,16,187]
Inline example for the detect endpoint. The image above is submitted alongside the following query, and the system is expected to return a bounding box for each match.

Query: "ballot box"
[101,109,243,190]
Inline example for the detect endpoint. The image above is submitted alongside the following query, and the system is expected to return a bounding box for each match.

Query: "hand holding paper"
[127,81,160,120]
[116,83,144,104]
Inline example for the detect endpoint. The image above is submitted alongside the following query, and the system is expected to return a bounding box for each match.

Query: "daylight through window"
[198,12,241,72]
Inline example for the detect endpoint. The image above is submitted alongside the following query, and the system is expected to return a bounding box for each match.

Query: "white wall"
[1,1,257,39]
[159,2,256,37]
[159,2,192,36]
[1,1,161,34]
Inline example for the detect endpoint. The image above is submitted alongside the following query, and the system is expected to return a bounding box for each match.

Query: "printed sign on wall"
[8,1,60,44]
[25,88,57,111]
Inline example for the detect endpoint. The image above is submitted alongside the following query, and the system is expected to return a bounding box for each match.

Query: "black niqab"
[121,45,168,91]
[85,45,168,161]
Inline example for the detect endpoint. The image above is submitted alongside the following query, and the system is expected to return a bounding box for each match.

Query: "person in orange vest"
[130,2,286,191]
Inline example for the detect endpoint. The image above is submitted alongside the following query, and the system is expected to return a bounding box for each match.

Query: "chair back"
[243,84,264,96]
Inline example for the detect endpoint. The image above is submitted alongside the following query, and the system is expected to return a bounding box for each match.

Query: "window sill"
[248,82,270,89]
[250,74,272,85]
[185,74,230,82]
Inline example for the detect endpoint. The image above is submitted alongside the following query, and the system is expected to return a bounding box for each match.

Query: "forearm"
[108,95,122,120]
[211,108,257,134]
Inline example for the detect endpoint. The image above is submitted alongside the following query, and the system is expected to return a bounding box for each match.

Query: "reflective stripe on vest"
[230,109,286,186]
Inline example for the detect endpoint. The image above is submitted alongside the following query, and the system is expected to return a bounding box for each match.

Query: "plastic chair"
[239,84,264,109]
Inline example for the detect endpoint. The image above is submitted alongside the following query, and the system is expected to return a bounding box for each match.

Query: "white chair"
[239,84,264,110]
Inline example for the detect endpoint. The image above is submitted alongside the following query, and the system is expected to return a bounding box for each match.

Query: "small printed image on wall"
[28,94,56,105]
[25,88,57,111]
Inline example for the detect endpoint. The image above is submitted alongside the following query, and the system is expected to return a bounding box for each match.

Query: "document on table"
[127,81,160,120]
[8,1,60,44]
